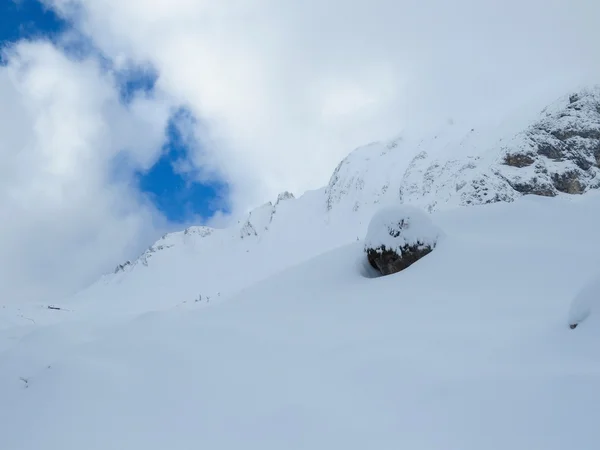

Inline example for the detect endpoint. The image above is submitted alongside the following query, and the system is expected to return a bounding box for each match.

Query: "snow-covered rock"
[364,205,442,275]
[498,87,600,197]
[275,191,295,205]
[240,201,276,238]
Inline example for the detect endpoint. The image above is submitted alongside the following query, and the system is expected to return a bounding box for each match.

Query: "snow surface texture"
[364,205,442,254]
[568,274,600,328]
[3,87,600,449]
[3,194,600,450]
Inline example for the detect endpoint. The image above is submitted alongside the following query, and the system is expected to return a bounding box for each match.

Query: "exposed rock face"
[499,87,600,197]
[364,206,441,276]
[324,140,521,214]
[552,171,585,194]
[276,191,295,205]
[504,153,536,168]
[366,244,433,276]
[112,192,299,273]
[326,86,600,213]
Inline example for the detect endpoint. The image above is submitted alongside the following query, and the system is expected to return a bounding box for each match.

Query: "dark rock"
[508,180,556,197]
[593,146,600,167]
[552,171,585,194]
[504,153,535,168]
[114,261,132,274]
[550,128,600,142]
[569,323,578,330]
[496,88,600,200]
[366,244,433,276]
[364,205,440,276]
[536,142,563,160]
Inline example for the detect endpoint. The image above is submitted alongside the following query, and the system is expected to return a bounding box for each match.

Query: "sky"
[1,0,228,222]
[1,0,599,303]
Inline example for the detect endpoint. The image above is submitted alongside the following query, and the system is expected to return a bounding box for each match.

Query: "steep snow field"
[2,192,600,450]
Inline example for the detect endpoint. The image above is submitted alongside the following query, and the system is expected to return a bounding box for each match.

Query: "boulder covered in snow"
[364,205,442,276]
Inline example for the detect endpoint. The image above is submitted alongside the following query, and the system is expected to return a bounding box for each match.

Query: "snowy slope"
[3,193,600,449]
[50,85,600,317]
[3,86,600,449]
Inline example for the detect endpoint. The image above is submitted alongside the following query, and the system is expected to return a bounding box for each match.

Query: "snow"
[3,87,600,449]
[364,204,441,253]
[568,274,600,328]
[3,191,600,449]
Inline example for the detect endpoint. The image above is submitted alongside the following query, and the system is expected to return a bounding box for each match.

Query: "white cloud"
[42,0,600,215]
[0,40,171,302]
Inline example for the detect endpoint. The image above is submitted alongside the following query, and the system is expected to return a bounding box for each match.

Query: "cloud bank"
[0,40,170,302]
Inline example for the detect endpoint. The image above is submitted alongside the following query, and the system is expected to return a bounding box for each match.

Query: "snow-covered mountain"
[63,85,600,315]
[327,86,600,213]
[3,86,600,450]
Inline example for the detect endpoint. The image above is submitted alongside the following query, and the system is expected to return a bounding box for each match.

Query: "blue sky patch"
[136,110,230,223]
[1,0,229,224]
[0,0,66,46]
[116,64,158,103]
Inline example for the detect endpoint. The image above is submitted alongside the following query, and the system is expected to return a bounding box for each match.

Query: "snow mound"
[364,205,441,253]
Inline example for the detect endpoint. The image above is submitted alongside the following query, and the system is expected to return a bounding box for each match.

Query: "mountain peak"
[107,85,600,291]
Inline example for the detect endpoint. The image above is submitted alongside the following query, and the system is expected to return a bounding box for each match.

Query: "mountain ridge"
[107,85,600,283]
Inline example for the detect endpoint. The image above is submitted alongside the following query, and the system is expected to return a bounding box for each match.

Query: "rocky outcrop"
[113,228,212,274]
[498,87,600,197]
[325,86,600,214]
[366,244,433,276]
[503,153,535,168]
[275,191,295,205]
